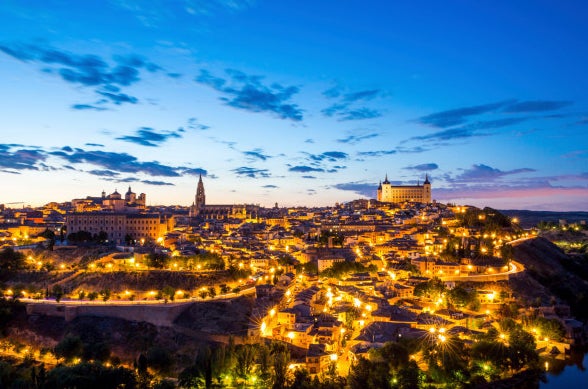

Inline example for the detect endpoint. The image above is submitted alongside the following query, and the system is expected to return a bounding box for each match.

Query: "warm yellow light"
[438,335,446,342]
[353,298,361,308]
[59,264,65,269]
[429,327,436,333]
[330,353,338,361]
[287,332,295,339]
[269,308,276,317]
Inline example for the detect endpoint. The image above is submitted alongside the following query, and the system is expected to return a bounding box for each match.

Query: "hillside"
[510,237,588,318]
[501,210,588,228]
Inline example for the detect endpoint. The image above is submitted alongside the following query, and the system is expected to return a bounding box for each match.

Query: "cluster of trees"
[178,341,347,389]
[414,279,481,311]
[316,231,345,247]
[320,261,377,279]
[0,248,26,274]
[146,252,226,271]
[470,320,539,378]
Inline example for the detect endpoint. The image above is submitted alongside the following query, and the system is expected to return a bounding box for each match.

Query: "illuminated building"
[377,174,431,203]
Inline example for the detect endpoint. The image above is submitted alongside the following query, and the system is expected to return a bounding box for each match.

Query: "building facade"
[65,213,171,243]
[377,174,431,203]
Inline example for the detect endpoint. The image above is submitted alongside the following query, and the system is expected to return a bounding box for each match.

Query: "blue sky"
[1,0,587,211]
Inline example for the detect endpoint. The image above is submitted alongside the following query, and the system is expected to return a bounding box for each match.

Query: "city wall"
[26,301,191,327]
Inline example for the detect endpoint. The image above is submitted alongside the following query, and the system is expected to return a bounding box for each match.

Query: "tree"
[162,285,175,302]
[44,362,137,389]
[271,343,290,389]
[77,290,86,300]
[348,356,390,389]
[54,334,84,363]
[234,344,257,382]
[447,285,476,308]
[146,346,173,375]
[51,285,64,302]
[87,292,98,301]
[96,231,109,244]
[0,248,25,273]
[376,341,409,371]
[147,252,168,269]
[99,289,111,302]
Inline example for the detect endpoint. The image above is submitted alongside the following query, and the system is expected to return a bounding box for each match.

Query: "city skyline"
[1,1,588,211]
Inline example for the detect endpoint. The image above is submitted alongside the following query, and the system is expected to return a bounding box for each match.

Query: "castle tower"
[196,174,205,208]
[423,174,432,203]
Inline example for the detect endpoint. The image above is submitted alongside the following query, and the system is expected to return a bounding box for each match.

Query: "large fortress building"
[377,174,431,203]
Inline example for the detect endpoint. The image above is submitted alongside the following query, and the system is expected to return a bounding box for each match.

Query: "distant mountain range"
[500,210,588,228]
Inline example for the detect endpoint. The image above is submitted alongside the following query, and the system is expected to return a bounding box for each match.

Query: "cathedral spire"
[424,173,430,185]
[196,174,205,208]
[383,174,390,184]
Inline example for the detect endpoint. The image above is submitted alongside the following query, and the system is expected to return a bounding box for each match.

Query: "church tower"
[196,174,205,208]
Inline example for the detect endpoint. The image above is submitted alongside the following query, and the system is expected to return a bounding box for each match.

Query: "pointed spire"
[424,173,430,184]
[383,174,390,184]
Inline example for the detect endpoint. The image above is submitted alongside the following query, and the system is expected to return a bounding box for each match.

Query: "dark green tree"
[54,334,84,363]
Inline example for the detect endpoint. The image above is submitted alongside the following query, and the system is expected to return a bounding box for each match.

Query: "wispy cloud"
[50,147,182,177]
[88,169,119,177]
[357,150,397,157]
[232,166,271,178]
[416,100,514,128]
[404,163,439,171]
[503,100,573,113]
[0,144,46,172]
[141,179,174,186]
[116,127,183,147]
[447,164,536,183]
[71,104,108,111]
[305,151,349,162]
[182,168,208,176]
[186,117,210,131]
[337,133,379,145]
[243,149,271,162]
[196,68,303,121]
[110,0,255,27]
[0,42,168,108]
[322,86,384,121]
[289,166,324,173]
[332,182,375,197]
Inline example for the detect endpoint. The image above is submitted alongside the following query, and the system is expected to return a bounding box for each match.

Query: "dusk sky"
[1,1,587,211]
